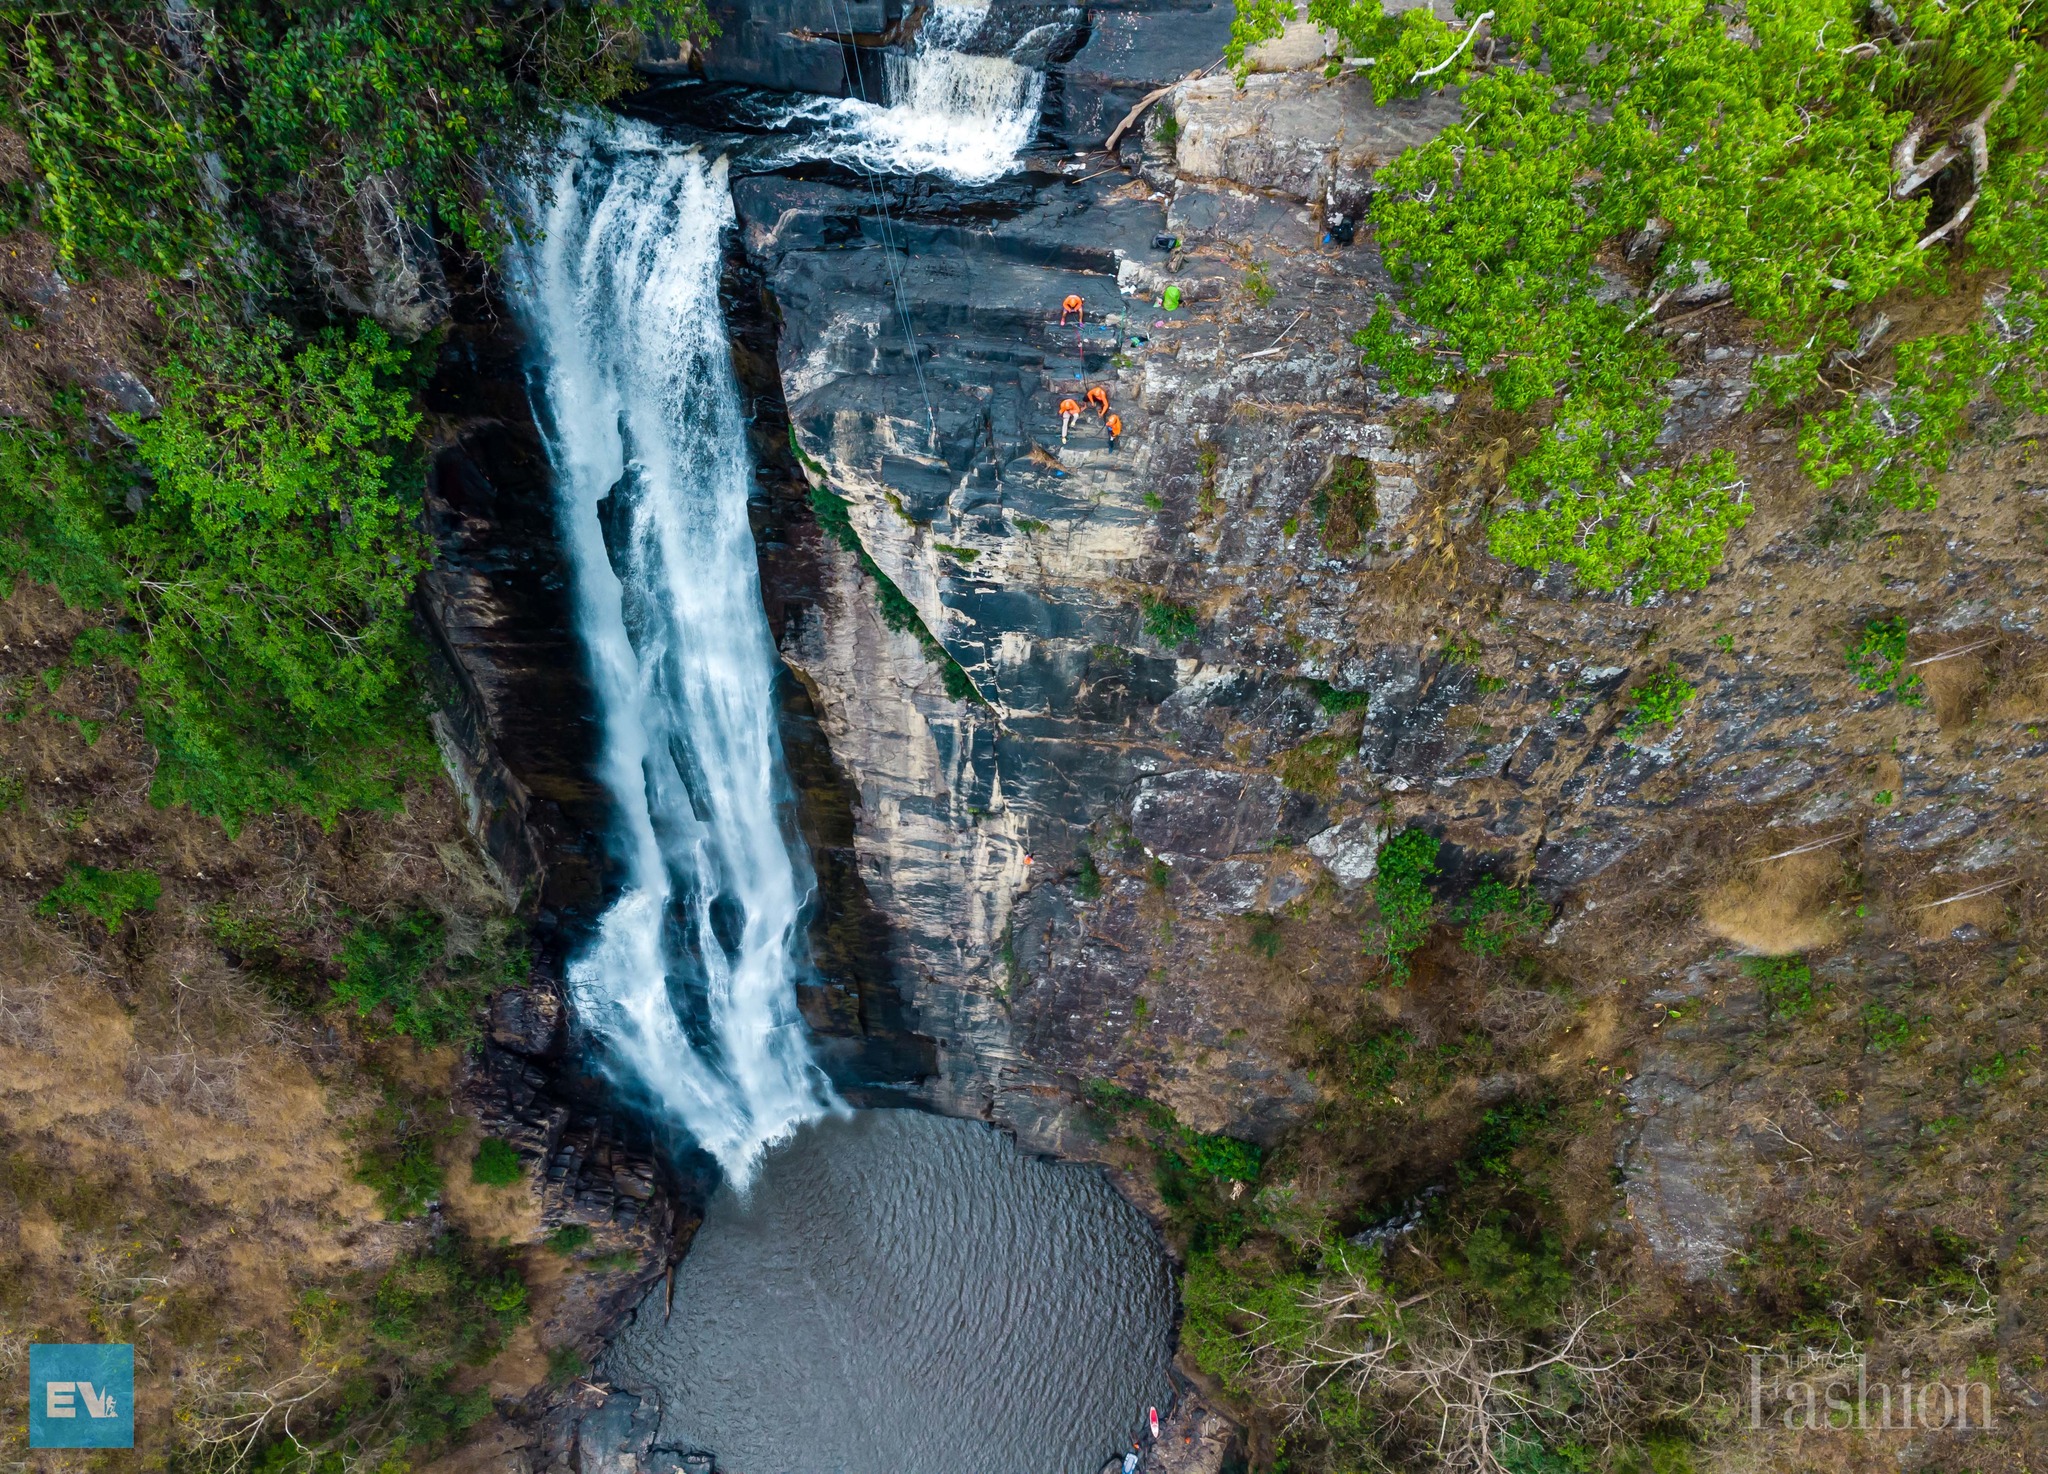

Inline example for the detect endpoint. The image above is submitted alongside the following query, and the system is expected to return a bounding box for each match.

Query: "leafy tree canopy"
[1236,0,2048,599]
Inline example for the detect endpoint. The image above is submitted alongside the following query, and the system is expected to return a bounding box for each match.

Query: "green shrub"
[470,1138,523,1187]
[1296,3,2048,600]
[1302,677,1370,714]
[1147,856,1173,891]
[1453,1222,1573,1328]
[1242,260,1276,305]
[371,1235,529,1377]
[1182,1132,1262,1183]
[1372,828,1440,984]
[1453,876,1550,956]
[545,1224,595,1256]
[1246,912,1284,960]
[1618,666,1696,743]
[1073,849,1102,901]
[37,863,159,933]
[332,908,476,1046]
[1845,616,1925,706]
[1746,954,1824,1020]
[356,1132,444,1220]
[1460,1095,1554,1183]
[1180,1247,1318,1395]
[1140,595,1202,649]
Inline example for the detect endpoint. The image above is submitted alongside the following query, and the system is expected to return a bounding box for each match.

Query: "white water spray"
[770,0,1043,183]
[508,119,839,1187]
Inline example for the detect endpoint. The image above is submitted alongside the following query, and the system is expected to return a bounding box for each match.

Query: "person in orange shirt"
[1106,411,1123,448]
[1059,396,1083,443]
[1085,385,1110,419]
[1060,293,1085,325]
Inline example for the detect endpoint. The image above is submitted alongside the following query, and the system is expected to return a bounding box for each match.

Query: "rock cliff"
[687,21,2048,1336]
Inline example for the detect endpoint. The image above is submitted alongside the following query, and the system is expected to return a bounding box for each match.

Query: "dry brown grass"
[1701,846,1849,955]
[1918,648,1989,733]
[0,225,163,423]
[0,580,536,1466]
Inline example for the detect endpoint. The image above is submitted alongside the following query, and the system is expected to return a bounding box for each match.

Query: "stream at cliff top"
[603,1111,1177,1474]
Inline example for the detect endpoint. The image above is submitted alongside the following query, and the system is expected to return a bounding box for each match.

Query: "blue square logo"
[29,1344,133,1449]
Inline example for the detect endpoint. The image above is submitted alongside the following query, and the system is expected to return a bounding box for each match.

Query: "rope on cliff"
[823,0,941,451]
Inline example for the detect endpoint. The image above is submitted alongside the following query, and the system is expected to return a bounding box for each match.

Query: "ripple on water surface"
[602,1110,1177,1474]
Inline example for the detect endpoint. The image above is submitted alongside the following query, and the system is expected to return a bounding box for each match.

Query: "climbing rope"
[822,0,942,451]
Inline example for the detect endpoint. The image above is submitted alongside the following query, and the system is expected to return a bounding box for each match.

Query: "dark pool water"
[601,1109,1177,1474]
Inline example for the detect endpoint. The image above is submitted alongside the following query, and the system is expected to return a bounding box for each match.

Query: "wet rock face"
[721,17,2048,1284]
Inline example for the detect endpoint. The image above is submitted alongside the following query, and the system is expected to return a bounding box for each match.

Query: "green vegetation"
[545,1223,595,1255]
[1277,732,1353,796]
[1088,1082,1263,1251]
[1140,594,1202,649]
[1845,615,1926,706]
[1152,105,1181,146]
[1,0,717,832]
[1618,666,1696,743]
[354,1099,446,1221]
[1452,875,1549,955]
[330,908,492,1047]
[1862,1001,1917,1052]
[470,1137,523,1187]
[1372,826,1440,983]
[2,0,704,280]
[1073,848,1103,902]
[808,482,986,703]
[1232,0,2048,599]
[933,541,980,564]
[1312,458,1377,552]
[37,862,159,933]
[1242,259,1277,305]
[1746,954,1825,1021]
[1302,677,1370,715]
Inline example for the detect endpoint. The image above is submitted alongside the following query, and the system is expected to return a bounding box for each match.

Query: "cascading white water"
[769,0,1043,183]
[508,118,838,1187]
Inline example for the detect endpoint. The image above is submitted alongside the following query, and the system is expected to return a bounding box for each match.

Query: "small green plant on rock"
[1845,616,1925,707]
[1302,677,1370,715]
[1453,876,1550,956]
[1372,827,1440,984]
[38,863,159,933]
[1862,1002,1915,1053]
[1073,849,1103,901]
[1746,954,1824,1021]
[1313,458,1378,552]
[544,1224,594,1256]
[470,1137,523,1187]
[1618,666,1695,744]
[1242,259,1276,305]
[1140,595,1202,650]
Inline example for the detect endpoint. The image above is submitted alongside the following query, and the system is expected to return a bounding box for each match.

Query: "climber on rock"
[1106,411,1123,449]
[1060,293,1085,325]
[1086,385,1110,419]
[1059,396,1083,444]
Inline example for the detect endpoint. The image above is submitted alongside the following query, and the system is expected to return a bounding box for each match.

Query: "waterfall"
[508,118,839,1187]
[765,0,1043,183]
